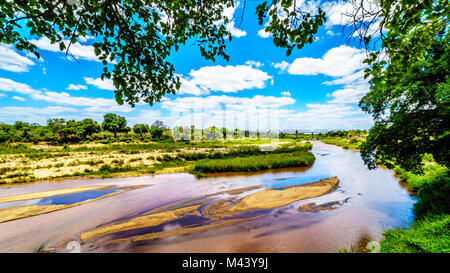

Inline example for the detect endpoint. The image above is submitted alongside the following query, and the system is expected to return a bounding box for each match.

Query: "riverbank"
[0,140,313,184]
[0,141,417,253]
[317,139,449,253]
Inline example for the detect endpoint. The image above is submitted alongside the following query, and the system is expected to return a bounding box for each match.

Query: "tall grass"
[319,137,361,150]
[380,154,449,253]
[192,151,315,174]
[381,214,450,253]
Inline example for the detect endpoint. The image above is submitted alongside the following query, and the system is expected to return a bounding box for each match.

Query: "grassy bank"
[318,137,363,150]
[0,140,312,184]
[322,136,449,253]
[192,151,315,174]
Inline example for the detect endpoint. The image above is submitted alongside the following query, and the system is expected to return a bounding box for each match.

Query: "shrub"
[414,176,450,218]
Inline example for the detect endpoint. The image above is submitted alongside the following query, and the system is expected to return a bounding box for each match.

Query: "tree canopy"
[1,0,448,172]
[101,113,130,137]
[0,0,324,106]
[358,0,449,173]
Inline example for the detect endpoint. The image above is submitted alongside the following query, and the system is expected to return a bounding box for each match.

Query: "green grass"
[379,154,449,253]
[381,214,450,253]
[191,151,315,174]
[318,137,362,150]
[391,154,448,191]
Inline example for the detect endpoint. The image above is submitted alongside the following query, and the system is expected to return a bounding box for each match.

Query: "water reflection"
[0,142,417,253]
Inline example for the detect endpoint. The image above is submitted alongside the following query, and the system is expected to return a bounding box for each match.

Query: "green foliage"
[0,0,239,106]
[319,137,361,150]
[359,0,449,173]
[149,126,164,140]
[192,151,315,174]
[45,118,101,143]
[256,0,326,56]
[380,154,449,253]
[414,176,450,218]
[101,113,130,137]
[381,214,450,253]
[133,124,149,136]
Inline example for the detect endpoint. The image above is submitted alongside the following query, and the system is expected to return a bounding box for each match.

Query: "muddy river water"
[0,142,416,252]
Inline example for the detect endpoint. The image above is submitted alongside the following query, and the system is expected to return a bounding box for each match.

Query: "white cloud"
[179,64,273,94]
[322,0,381,28]
[281,103,372,129]
[272,61,289,72]
[160,95,295,112]
[66,84,88,90]
[0,45,35,72]
[273,45,370,105]
[226,21,247,38]
[0,106,81,124]
[84,77,115,91]
[25,52,44,62]
[84,105,133,113]
[324,69,370,104]
[31,91,117,107]
[219,2,247,38]
[78,35,95,43]
[287,45,366,77]
[257,29,271,38]
[12,96,25,101]
[281,91,291,96]
[30,37,102,62]
[134,95,371,130]
[0,77,37,95]
[0,77,124,109]
[245,60,263,67]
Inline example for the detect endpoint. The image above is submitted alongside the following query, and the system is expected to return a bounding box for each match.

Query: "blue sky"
[0,1,377,130]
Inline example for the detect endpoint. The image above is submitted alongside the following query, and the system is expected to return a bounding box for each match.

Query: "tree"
[151,120,167,129]
[1,0,325,106]
[133,124,149,136]
[102,113,129,138]
[355,0,449,173]
[78,118,101,138]
[149,126,163,140]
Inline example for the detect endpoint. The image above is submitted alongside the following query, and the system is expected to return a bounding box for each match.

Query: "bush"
[414,176,450,218]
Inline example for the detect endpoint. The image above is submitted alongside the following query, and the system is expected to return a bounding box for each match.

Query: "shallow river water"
[0,142,416,252]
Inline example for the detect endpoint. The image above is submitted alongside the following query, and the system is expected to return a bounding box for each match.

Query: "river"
[0,141,416,252]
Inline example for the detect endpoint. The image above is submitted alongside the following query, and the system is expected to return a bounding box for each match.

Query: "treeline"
[0,113,168,144]
[0,113,368,145]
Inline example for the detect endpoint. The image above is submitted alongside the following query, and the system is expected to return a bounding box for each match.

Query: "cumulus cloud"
[178,64,273,95]
[257,29,271,38]
[84,77,115,91]
[287,45,366,77]
[324,69,370,104]
[272,61,289,72]
[0,45,35,72]
[274,45,370,105]
[281,91,291,96]
[226,21,247,38]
